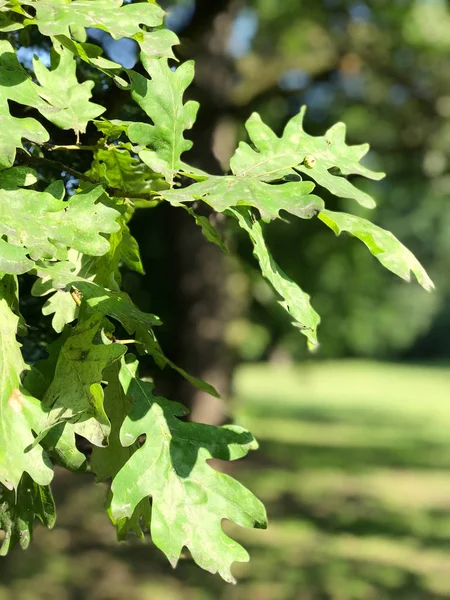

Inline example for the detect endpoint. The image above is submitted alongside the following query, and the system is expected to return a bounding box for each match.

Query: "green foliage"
[0,0,432,583]
[33,45,105,136]
[0,473,55,556]
[230,107,384,208]
[0,181,120,271]
[161,176,324,221]
[108,356,266,583]
[128,59,199,185]
[318,210,434,291]
[229,208,320,348]
[0,296,53,491]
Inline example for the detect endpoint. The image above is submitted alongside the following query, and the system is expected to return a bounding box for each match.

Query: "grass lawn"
[1,360,450,600]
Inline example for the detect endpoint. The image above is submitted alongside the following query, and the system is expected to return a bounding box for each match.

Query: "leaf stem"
[42,143,98,152]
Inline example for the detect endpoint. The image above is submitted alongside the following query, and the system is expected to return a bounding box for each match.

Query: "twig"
[18,150,95,183]
[42,143,99,152]
[16,149,161,202]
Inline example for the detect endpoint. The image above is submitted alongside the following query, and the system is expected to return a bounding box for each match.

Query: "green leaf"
[318,209,434,290]
[33,44,105,136]
[25,0,175,69]
[32,214,144,333]
[0,165,38,188]
[32,220,145,333]
[31,253,85,332]
[128,60,199,184]
[0,273,27,336]
[230,107,385,208]
[0,39,50,167]
[35,256,156,335]
[0,3,24,32]
[90,363,134,482]
[40,313,126,447]
[87,145,158,197]
[230,208,320,348]
[0,238,34,275]
[23,331,87,472]
[41,286,80,333]
[160,176,324,221]
[110,356,267,583]
[0,182,120,272]
[0,297,53,491]
[90,361,151,540]
[24,0,164,40]
[134,28,179,60]
[0,169,37,272]
[74,279,161,331]
[0,473,55,556]
[54,35,129,86]
[184,206,228,252]
[120,226,145,275]
[93,119,133,141]
[32,261,217,397]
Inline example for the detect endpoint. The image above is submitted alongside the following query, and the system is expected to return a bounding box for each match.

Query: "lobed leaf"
[32,261,218,397]
[110,356,267,583]
[183,206,228,252]
[160,176,324,221]
[40,313,126,446]
[231,107,385,208]
[0,180,120,273]
[75,279,162,331]
[87,145,159,198]
[33,44,105,136]
[23,330,87,472]
[0,1,25,33]
[230,208,320,347]
[0,473,55,556]
[128,59,199,185]
[0,40,49,167]
[23,0,164,40]
[0,295,53,491]
[23,0,177,63]
[90,361,151,540]
[318,209,434,290]
[54,35,130,87]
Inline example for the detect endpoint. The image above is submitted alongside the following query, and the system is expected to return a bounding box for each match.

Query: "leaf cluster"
[0,0,433,582]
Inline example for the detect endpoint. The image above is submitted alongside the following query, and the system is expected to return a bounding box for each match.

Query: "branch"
[17,150,95,183]
[16,150,160,201]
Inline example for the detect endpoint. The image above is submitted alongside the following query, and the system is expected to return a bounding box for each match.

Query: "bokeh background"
[3,0,450,598]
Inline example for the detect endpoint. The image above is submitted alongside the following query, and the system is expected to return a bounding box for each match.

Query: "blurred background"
[3,0,450,598]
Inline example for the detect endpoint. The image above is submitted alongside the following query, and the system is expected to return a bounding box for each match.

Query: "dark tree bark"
[134,0,244,424]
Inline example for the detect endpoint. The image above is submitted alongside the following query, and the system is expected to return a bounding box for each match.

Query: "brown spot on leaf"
[8,388,24,413]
